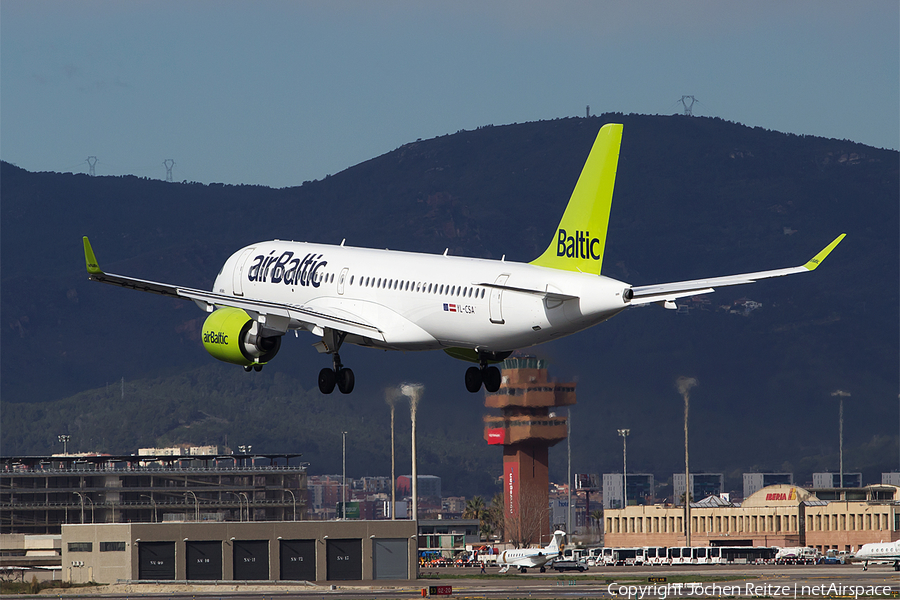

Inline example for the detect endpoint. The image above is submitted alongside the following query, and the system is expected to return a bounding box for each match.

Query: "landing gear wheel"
[253,364,263,372]
[337,368,355,394]
[482,365,501,393]
[243,365,252,373]
[539,566,546,573]
[519,567,527,574]
[465,366,483,393]
[318,368,336,394]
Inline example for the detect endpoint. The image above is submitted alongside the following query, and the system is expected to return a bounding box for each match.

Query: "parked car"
[551,558,588,572]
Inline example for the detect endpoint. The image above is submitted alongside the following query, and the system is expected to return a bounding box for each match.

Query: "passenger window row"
[347,275,487,299]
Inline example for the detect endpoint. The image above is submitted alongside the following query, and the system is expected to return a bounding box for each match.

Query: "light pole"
[832,390,851,488]
[567,408,572,534]
[58,435,70,455]
[140,494,157,523]
[285,488,297,521]
[618,429,630,509]
[385,388,401,520]
[677,376,697,546]
[341,431,348,518]
[229,492,243,522]
[239,492,250,521]
[185,491,199,522]
[401,383,424,523]
[73,492,85,524]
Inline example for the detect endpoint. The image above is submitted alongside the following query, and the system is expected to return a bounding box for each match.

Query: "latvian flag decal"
[443,303,457,312]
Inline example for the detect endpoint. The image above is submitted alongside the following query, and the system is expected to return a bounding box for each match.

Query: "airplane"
[497,530,565,573]
[82,123,845,395]
[853,540,900,571]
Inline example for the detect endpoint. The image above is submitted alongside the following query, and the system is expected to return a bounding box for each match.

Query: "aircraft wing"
[83,237,384,341]
[629,234,845,309]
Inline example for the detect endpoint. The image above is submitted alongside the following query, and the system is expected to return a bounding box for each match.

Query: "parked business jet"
[497,530,566,573]
[83,124,845,394]
[853,540,900,571]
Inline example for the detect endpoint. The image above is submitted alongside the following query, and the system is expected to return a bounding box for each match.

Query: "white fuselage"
[855,540,900,563]
[212,240,632,353]
[497,547,558,570]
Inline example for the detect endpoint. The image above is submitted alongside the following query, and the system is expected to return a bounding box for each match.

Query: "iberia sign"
[765,488,797,502]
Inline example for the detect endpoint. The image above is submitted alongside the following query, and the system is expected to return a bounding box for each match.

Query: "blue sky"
[2,1,897,189]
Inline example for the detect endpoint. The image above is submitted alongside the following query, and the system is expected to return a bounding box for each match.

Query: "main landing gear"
[242,364,264,372]
[318,353,355,395]
[465,362,502,393]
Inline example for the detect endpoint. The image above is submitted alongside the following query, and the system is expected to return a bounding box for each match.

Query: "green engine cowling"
[201,307,281,367]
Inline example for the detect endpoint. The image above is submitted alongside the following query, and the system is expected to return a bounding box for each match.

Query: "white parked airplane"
[83,124,845,394]
[497,530,566,573]
[853,540,900,571]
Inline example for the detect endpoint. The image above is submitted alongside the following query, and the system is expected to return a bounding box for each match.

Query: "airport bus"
[614,547,646,566]
[643,547,668,565]
[718,546,777,564]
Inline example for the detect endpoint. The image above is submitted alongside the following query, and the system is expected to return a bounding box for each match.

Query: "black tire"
[253,364,263,372]
[465,366,483,393]
[483,365,501,392]
[243,365,252,372]
[337,368,355,394]
[318,368,336,394]
[539,566,546,573]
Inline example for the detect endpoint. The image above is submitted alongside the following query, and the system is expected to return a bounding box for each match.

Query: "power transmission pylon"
[87,156,98,176]
[678,96,697,116]
[163,159,175,182]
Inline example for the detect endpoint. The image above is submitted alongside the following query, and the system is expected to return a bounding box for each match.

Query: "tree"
[504,486,549,548]
[590,508,603,532]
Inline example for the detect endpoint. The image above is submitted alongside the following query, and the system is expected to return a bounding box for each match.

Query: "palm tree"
[464,495,486,520]
[464,496,488,539]
[590,508,603,532]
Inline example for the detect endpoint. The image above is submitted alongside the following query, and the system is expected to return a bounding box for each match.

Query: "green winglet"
[803,234,846,271]
[83,236,103,274]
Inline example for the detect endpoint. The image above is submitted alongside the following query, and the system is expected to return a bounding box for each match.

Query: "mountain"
[2,114,897,497]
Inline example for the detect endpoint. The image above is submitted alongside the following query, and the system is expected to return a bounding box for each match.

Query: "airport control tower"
[483,357,576,546]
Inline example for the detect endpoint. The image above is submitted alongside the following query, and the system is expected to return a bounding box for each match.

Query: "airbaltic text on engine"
[247,251,327,286]
[556,229,602,260]
[203,331,228,344]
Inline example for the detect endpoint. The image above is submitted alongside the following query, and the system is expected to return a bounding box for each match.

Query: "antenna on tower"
[586,105,591,118]
[163,159,175,182]
[87,156,98,176]
[678,95,697,116]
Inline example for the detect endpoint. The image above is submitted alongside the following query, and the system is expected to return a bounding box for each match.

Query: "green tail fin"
[530,123,622,274]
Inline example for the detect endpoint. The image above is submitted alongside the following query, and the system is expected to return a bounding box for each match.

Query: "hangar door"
[138,541,175,580]
[326,538,361,580]
[233,540,269,580]
[373,538,408,580]
[280,539,316,581]
[186,541,222,580]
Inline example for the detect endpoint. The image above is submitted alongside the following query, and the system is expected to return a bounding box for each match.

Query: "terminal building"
[604,484,900,553]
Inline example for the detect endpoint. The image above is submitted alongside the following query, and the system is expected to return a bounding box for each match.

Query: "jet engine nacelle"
[201,307,281,367]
